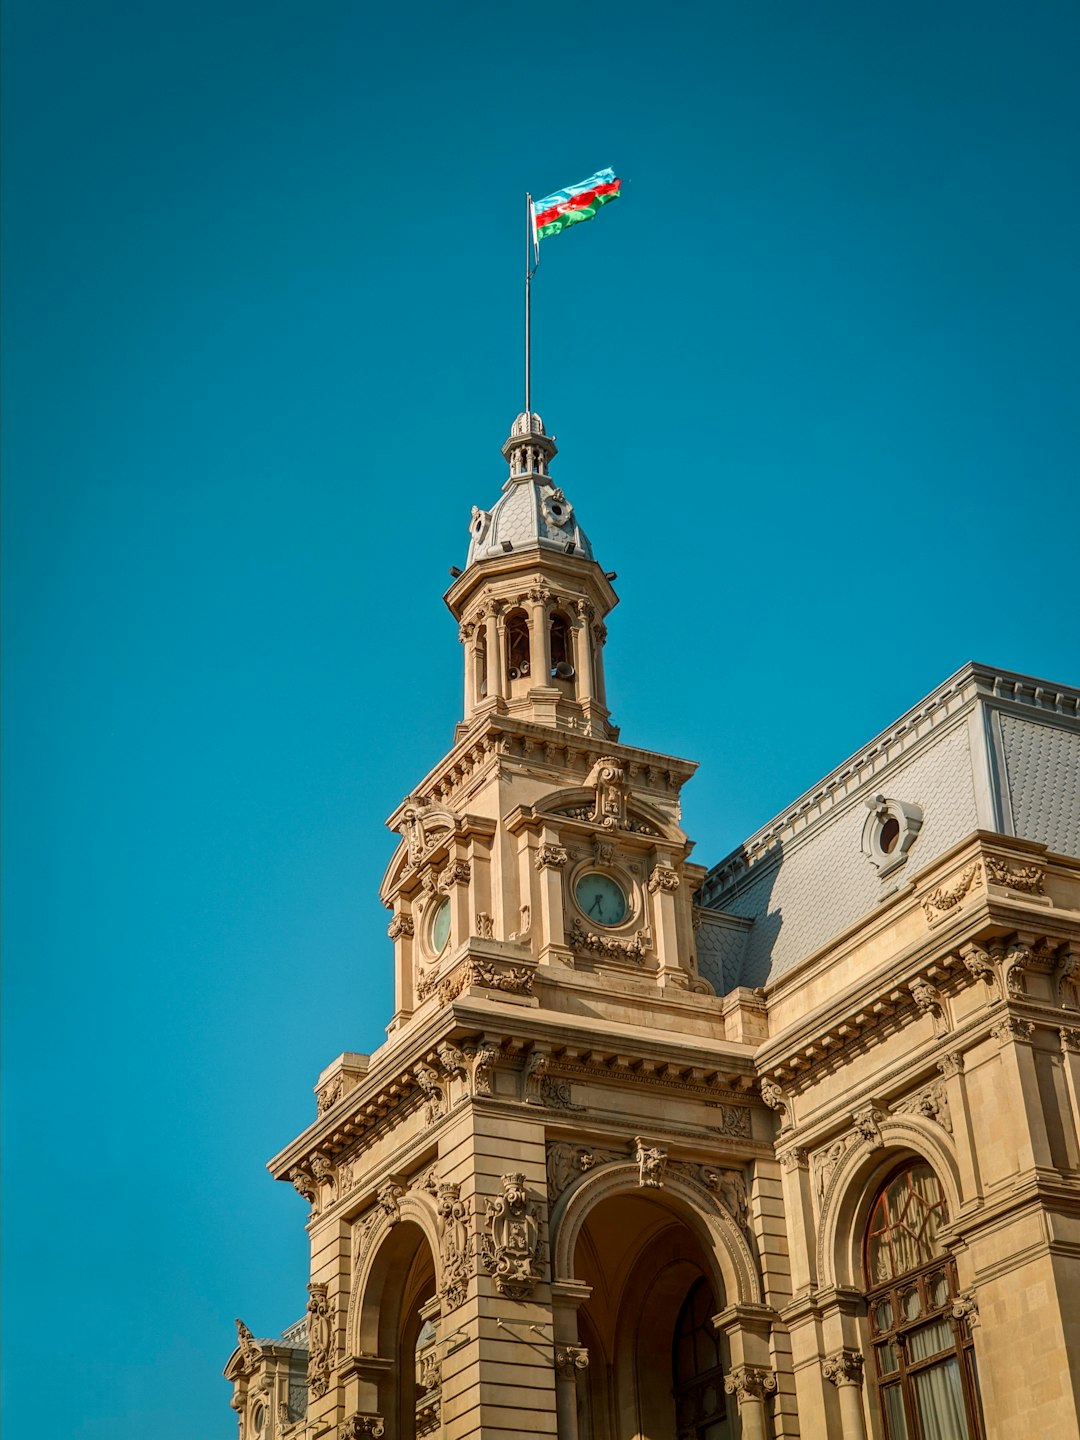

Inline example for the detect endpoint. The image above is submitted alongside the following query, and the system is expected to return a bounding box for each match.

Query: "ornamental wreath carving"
[479,1172,543,1299]
[306,1282,332,1397]
[436,1183,472,1311]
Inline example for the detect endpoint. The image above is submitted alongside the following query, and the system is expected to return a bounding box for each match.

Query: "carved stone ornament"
[692,1165,750,1230]
[952,1291,980,1327]
[922,864,981,922]
[822,1349,865,1387]
[475,911,495,939]
[317,1076,343,1114]
[387,913,414,941]
[470,1041,499,1096]
[724,1365,777,1404]
[310,1153,336,1196]
[585,755,629,829]
[437,1041,468,1081]
[436,1183,472,1311]
[338,1415,385,1439]
[759,1079,789,1129]
[546,1142,623,1201]
[479,1173,543,1299]
[853,1105,886,1148]
[1060,1028,1080,1054]
[1055,952,1080,1008]
[962,945,995,993]
[991,1015,1035,1044]
[647,864,680,895]
[438,860,471,891]
[893,1083,952,1134]
[555,1345,589,1378]
[814,1138,850,1203]
[779,1147,809,1172]
[634,1136,668,1188]
[413,1063,445,1125]
[910,979,949,1033]
[438,958,534,1005]
[235,1318,261,1374]
[415,1392,440,1438]
[569,918,648,964]
[937,1050,965,1079]
[1004,943,1034,998]
[985,857,1046,895]
[306,1283,332,1397]
[709,1103,753,1140]
[290,1166,317,1206]
[535,843,569,871]
[376,1180,404,1225]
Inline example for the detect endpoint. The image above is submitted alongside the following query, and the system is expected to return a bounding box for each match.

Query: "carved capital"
[724,1365,777,1404]
[648,864,680,894]
[438,860,471,891]
[535,843,569,871]
[952,1290,980,1327]
[555,1344,589,1378]
[338,1416,385,1439]
[937,1050,965,1078]
[991,1014,1035,1044]
[387,913,414,941]
[1060,1028,1080,1054]
[779,1147,809,1172]
[822,1349,865,1387]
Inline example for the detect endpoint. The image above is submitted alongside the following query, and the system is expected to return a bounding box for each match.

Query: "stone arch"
[535,787,685,845]
[816,1116,962,1292]
[551,1161,762,1308]
[347,1188,441,1359]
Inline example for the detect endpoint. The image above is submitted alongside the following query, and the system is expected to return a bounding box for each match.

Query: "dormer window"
[862,794,923,878]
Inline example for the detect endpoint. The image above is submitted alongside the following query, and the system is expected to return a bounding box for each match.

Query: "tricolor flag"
[531,168,622,247]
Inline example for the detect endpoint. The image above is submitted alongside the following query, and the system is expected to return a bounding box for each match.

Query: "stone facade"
[225,414,1080,1440]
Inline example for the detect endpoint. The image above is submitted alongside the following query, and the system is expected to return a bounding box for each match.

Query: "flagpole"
[525,192,533,417]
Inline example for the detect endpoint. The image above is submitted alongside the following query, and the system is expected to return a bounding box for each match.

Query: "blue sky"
[3,2,1078,1435]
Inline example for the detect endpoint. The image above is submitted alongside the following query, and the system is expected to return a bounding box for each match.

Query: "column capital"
[723,1364,777,1404]
[822,1348,865,1388]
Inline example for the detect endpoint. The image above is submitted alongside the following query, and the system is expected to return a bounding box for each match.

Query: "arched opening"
[505,608,531,687]
[549,610,576,693]
[863,1161,983,1440]
[474,627,488,704]
[356,1220,438,1440]
[570,1190,732,1440]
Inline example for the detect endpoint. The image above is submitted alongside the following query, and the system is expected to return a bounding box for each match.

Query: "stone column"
[440,848,472,957]
[822,1350,868,1440]
[551,1280,592,1440]
[571,608,593,703]
[485,608,504,701]
[1059,1028,1080,1165]
[528,588,551,684]
[936,1049,982,1204]
[991,1014,1055,1173]
[535,833,570,965]
[592,622,608,706]
[648,861,685,987]
[723,1365,776,1440]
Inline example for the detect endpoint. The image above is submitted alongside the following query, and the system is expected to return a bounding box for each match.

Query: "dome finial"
[502,412,557,481]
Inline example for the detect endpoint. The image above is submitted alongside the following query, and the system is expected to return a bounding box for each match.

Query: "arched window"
[671,1277,727,1440]
[864,1162,983,1440]
[549,610,575,684]
[505,609,530,680]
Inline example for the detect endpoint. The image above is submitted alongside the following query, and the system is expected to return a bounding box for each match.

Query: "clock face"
[574,871,628,928]
[430,897,451,954]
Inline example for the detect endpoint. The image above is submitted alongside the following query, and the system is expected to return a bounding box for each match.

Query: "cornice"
[443,545,620,618]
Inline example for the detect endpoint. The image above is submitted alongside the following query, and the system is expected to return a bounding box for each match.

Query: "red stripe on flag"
[533,180,620,230]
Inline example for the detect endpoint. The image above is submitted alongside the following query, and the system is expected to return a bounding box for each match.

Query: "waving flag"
[531,168,622,244]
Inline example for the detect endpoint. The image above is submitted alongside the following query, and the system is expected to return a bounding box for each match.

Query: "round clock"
[430,897,451,955]
[574,871,628,928]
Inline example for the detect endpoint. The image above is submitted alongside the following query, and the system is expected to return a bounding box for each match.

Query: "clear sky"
[3,1,1078,1435]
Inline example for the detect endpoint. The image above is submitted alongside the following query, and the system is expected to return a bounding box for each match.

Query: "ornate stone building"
[226,414,1080,1440]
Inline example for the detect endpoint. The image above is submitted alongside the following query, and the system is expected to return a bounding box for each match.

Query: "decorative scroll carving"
[235,1318,261,1373]
[555,1345,590,1377]
[413,1064,445,1125]
[952,1290,980,1327]
[437,1042,468,1081]
[853,1105,886,1148]
[338,1415,385,1439]
[475,911,495,939]
[985,857,1046,895]
[1055,952,1080,1009]
[586,755,629,829]
[569,918,648,964]
[822,1350,865,1387]
[290,1167,317,1206]
[399,798,440,868]
[479,1173,543,1298]
[647,864,680,894]
[306,1283,332,1397]
[1004,943,1034,997]
[470,1041,499,1097]
[937,1051,965,1079]
[962,945,996,995]
[893,1083,952,1134]
[535,843,569,871]
[724,1365,777,1403]
[991,1015,1035,1043]
[317,1077,343,1114]
[779,1147,809,1172]
[438,860,471,891]
[708,1103,753,1139]
[634,1137,668,1188]
[310,1154,336,1195]
[435,1183,472,1311]
[1060,1028,1080,1054]
[523,1051,551,1104]
[387,914,414,941]
[759,1079,789,1130]
[922,864,981,922]
[910,979,949,1033]
[376,1180,404,1225]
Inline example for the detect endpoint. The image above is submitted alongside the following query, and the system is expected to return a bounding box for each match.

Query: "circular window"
[574,871,629,928]
[429,897,451,955]
[879,816,901,854]
[252,1404,266,1435]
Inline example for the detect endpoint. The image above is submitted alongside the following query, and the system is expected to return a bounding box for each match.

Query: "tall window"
[864,1163,983,1440]
[505,609,530,680]
[672,1278,728,1440]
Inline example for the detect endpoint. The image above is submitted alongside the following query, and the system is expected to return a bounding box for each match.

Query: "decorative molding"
[1004,943,1034,998]
[647,864,680,894]
[437,958,534,1005]
[1055,951,1080,1009]
[438,860,472,892]
[436,1042,468,1082]
[376,1180,404,1225]
[413,1064,445,1125]
[892,1083,952,1134]
[779,1147,809,1172]
[985,857,1046,895]
[709,1103,753,1140]
[317,1077,344,1114]
[479,1173,543,1299]
[310,1153,336,1197]
[415,1394,440,1438]
[290,1166,317,1206]
[535,843,570,870]
[910,978,949,1034]
[235,1318,261,1374]
[922,864,981,924]
[822,1349,865,1387]
[937,1050,965,1079]
[306,1283,332,1397]
[759,1079,790,1130]
[634,1136,668,1188]
[1060,1028,1080,1054]
[387,914,414,941]
[852,1105,886,1149]
[470,1040,499,1097]
[435,1183,472,1311]
[724,1365,777,1404]
[555,1344,589,1378]
[991,1015,1035,1044]
[961,945,996,996]
[585,755,629,829]
[569,918,649,964]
